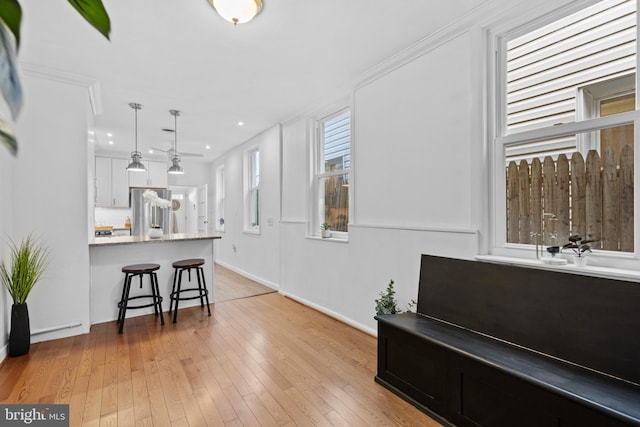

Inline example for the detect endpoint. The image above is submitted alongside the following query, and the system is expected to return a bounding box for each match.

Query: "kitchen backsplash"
[95,207,132,228]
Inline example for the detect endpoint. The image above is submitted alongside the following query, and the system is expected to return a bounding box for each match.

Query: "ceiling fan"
[151,127,203,157]
[150,145,203,158]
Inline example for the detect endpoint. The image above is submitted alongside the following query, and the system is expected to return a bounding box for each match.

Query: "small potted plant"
[321,222,331,238]
[375,279,416,316]
[375,280,399,315]
[562,234,595,267]
[148,224,163,239]
[0,234,49,356]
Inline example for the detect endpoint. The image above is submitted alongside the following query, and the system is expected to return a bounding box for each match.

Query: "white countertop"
[90,232,221,247]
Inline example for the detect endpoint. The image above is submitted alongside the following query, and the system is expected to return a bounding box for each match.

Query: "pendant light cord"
[129,102,142,155]
[170,109,181,156]
[135,106,138,152]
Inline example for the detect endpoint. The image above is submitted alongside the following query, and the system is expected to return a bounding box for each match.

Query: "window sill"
[306,235,349,243]
[476,255,640,283]
[243,229,261,236]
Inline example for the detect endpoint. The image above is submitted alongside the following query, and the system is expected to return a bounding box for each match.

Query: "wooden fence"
[506,145,634,252]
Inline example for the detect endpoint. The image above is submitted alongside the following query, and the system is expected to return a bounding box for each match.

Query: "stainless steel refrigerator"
[130,188,172,236]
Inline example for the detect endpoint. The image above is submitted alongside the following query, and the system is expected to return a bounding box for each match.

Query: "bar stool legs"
[169,258,211,323]
[117,263,165,334]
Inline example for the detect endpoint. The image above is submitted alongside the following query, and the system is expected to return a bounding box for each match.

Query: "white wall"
[278,31,480,334]
[354,32,474,229]
[0,0,586,356]
[3,70,93,347]
[168,159,211,188]
[213,125,282,288]
[212,0,584,335]
[0,123,14,359]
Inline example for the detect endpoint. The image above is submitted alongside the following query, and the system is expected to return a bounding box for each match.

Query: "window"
[215,165,225,232]
[245,147,260,232]
[312,109,351,238]
[495,0,637,258]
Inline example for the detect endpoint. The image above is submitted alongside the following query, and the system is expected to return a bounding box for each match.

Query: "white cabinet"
[129,160,168,189]
[111,159,130,206]
[95,157,111,207]
[148,161,168,188]
[95,157,130,207]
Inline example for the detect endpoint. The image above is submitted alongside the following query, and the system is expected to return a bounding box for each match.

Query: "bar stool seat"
[169,258,211,323]
[117,263,164,333]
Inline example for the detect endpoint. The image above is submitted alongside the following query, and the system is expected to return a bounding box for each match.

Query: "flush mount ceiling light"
[167,109,185,175]
[127,103,146,172]
[208,0,263,25]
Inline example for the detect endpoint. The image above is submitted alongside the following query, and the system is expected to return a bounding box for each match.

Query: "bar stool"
[169,258,211,323]
[117,263,165,334]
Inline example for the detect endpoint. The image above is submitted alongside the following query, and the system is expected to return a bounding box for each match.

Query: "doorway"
[169,186,199,234]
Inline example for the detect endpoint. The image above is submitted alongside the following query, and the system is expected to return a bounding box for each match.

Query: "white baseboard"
[214,260,280,291]
[213,260,376,337]
[279,290,377,337]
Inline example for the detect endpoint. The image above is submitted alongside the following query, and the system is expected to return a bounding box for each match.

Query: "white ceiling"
[18,0,488,163]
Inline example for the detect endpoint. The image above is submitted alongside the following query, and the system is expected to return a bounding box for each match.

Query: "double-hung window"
[312,109,351,238]
[245,147,260,233]
[493,0,637,263]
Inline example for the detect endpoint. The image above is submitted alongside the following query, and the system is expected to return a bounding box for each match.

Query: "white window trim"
[244,146,260,235]
[488,1,640,271]
[308,106,352,241]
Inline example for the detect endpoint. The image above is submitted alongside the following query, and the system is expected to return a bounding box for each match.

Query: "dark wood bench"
[375,254,640,427]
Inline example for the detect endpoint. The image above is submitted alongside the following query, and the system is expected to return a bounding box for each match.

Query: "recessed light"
[108,140,114,145]
[107,132,113,137]
[148,149,154,154]
[205,145,210,150]
[237,121,244,127]
[88,130,95,136]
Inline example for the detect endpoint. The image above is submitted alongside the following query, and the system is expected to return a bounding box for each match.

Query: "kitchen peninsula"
[89,233,221,325]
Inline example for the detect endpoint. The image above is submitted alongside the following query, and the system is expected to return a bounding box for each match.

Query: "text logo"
[1,405,69,426]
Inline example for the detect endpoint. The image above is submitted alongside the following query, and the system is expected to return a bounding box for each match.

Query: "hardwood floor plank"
[193,387,226,426]
[214,264,276,303]
[242,392,280,427]
[142,360,172,427]
[199,362,239,423]
[0,270,441,427]
[131,369,151,422]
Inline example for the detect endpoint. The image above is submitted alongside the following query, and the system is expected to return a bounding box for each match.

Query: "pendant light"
[208,0,263,25]
[126,102,146,172]
[167,109,184,175]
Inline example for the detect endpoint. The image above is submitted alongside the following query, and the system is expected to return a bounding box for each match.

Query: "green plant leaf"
[0,0,21,48]
[1,234,49,304]
[67,0,111,40]
[0,122,17,156]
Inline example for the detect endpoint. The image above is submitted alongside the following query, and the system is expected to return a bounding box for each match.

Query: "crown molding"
[19,62,102,115]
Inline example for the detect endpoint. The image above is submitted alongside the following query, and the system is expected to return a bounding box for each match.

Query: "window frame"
[489,0,640,268]
[244,146,260,234]
[309,107,352,240]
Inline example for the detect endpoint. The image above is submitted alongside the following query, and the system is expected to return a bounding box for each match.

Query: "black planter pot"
[9,303,30,357]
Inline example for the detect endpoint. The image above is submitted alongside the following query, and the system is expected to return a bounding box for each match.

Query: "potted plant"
[148,224,163,239]
[562,234,595,267]
[0,234,49,356]
[375,279,416,315]
[321,222,331,238]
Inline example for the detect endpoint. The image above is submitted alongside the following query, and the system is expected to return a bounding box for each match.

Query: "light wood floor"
[214,264,276,303]
[0,285,441,426]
